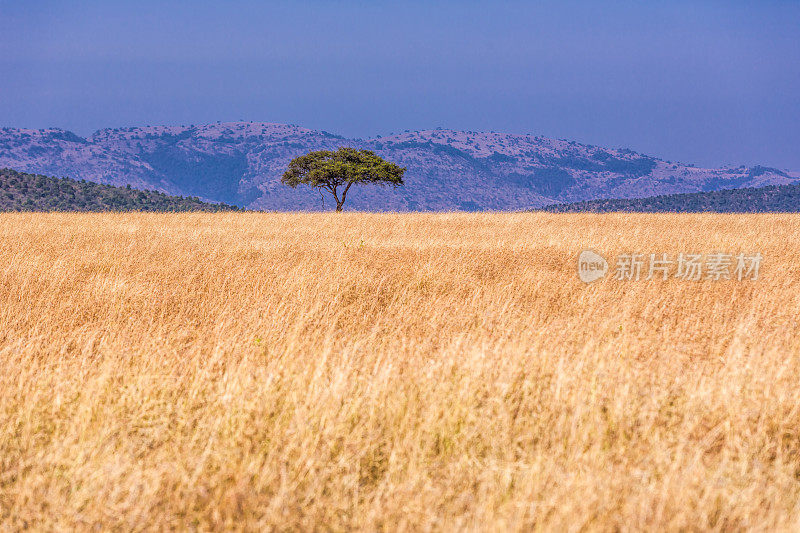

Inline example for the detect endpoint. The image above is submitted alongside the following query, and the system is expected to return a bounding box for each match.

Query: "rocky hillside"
[542,180,800,213]
[1,123,797,210]
[0,168,238,212]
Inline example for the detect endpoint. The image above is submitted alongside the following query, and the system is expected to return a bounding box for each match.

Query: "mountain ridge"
[1,122,797,210]
[0,168,239,212]
[540,180,800,213]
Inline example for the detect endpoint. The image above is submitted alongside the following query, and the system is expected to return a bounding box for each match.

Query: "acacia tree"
[281,147,405,211]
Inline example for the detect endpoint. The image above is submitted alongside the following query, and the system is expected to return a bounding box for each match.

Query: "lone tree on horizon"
[281,147,405,211]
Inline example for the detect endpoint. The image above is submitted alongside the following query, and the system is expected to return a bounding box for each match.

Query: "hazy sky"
[1,0,798,169]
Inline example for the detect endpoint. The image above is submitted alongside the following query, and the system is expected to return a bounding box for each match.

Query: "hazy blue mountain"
[1,123,797,210]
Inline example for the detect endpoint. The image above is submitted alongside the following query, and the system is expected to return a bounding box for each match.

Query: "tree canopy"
[281,147,405,211]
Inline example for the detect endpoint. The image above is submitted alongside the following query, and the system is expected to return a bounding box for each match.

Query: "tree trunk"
[336,182,353,213]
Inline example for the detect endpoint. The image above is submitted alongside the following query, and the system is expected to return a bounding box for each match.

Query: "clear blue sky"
[1,0,798,169]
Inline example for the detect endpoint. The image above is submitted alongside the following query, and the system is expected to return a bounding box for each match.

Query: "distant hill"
[1,123,798,210]
[541,181,800,213]
[0,168,238,212]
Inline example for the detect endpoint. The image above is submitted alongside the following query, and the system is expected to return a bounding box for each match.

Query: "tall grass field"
[2,212,799,530]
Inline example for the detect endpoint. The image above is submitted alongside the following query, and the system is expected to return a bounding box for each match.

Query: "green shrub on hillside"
[0,168,240,212]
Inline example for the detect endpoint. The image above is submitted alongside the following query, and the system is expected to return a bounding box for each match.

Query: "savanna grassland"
[2,212,800,531]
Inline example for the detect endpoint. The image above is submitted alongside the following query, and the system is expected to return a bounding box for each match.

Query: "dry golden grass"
[1,212,800,531]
